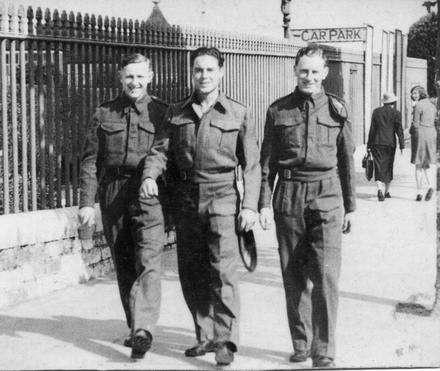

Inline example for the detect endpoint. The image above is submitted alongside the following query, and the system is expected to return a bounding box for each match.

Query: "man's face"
[119,61,153,102]
[294,54,329,95]
[192,55,223,95]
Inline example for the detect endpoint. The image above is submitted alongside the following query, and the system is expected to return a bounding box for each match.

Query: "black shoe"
[289,349,310,362]
[425,188,434,201]
[184,341,217,357]
[123,335,132,348]
[215,343,234,366]
[312,356,335,368]
[378,190,385,201]
[385,191,391,198]
[416,194,423,201]
[131,329,152,359]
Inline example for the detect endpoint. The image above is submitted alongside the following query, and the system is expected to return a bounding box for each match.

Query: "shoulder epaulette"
[326,92,348,124]
[171,95,193,109]
[99,96,119,108]
[151,95,169,107]
[270,92,295,107]
[226,95,247,108]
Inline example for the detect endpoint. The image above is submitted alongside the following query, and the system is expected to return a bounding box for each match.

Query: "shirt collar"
[182,90,228,113]
[293,87,327,109]
[121,93,151,115]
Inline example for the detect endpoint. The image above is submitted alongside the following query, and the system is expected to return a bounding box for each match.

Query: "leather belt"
[180,169,194,181]
[280,168,293,180]
[179,169,236,183]
[278,168,337,182]
[105,167,137,178]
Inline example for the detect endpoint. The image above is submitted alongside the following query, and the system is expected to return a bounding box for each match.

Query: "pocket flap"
[100,122,126,133]
[317,112,341,128]
[274,115,303,127]
[170,115,195,126]
[210,120,240,132]
[138,121,155,133]
[312,196,341,212]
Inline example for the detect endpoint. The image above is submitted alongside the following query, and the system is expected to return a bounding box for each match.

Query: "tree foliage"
[408,12,438,96]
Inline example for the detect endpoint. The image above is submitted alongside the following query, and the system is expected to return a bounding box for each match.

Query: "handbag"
[362,149,374,181]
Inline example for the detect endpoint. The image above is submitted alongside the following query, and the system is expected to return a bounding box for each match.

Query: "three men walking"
[79,44,355,367]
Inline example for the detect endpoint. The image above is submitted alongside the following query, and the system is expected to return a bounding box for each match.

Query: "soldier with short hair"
[79,53,168,359]
[140,47,261,366]
[259,44,356,368]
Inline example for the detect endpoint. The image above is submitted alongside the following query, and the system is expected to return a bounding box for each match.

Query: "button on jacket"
[367,105,404,149]
[143,91,261,351]
[143,91,261,211]
[259,88,356,213]
[258,88,356,361]
[80,94,167,208]
[79,93,168,336]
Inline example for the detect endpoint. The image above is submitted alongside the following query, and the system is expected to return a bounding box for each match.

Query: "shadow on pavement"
[340,291,399,306]
[155,325,293,367]
[355,192,414,201]
[236,246,401,307]
[152,325,217,369]
[0,313,218,367]
[0,314,130,363]
[0,314,292,368]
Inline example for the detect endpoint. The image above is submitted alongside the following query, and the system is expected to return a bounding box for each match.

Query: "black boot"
[131,329,152,359]
[378,190,385,201]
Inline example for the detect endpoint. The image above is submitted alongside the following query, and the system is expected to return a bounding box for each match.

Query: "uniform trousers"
[99,174,164,335]
[174,180,240,350]
[273,176,342,359]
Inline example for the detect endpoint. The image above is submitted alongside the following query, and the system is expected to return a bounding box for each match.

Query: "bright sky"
[17,0,429,50]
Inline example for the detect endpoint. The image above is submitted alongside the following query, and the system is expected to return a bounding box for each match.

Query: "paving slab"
[0,146,439,370]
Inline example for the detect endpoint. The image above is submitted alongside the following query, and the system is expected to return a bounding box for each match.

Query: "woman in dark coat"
[410,86,437,201]
[367,92,404,201]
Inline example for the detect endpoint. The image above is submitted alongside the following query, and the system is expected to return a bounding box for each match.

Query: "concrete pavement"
[0,146,439,369]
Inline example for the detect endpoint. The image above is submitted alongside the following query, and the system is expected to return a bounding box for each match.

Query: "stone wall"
[0,205,175,308]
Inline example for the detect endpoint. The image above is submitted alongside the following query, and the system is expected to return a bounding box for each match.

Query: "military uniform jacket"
[79,93,168,208]
[259,88,356,213]
[143,91,261,211]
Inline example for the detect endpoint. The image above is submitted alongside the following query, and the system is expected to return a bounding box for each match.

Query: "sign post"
[364,25,374,140]
[290,27,366,43]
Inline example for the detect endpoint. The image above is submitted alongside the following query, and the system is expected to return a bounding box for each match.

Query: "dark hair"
[190,47,224,67]
[119,53,151,70]
[294,43,328,67]
[410,85,427,100]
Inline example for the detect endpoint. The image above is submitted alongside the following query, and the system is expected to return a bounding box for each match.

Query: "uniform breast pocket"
[274,118,304,148]
[317,114,341,146]
[170,121,196,160]
[170,122,194,149]
[209,120,240,155]
[99,122,126,153]
[138,121,155,151]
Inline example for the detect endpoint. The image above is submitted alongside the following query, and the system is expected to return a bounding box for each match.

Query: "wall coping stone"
[0,204,103,251]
